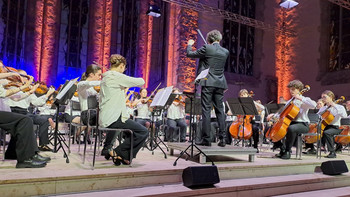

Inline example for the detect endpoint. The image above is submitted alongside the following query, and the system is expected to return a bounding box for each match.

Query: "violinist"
[6,69,56,152]
[238,89,265,151]
[319,90,347,158]
[132,88,151,129]
[77,64,102,145]
[0,71,50,168]
[166,88,187,142]
[99,54,148,166]
[270,80,316,159]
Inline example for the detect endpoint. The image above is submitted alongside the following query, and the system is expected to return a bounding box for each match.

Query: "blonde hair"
[238,89,248,97]
[322,90,335,101]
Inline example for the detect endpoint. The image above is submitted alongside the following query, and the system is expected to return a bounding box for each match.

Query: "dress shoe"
[217,140,226,147]
[303,149,316,155]
[33,154,51,162]
[101,148,111,160]
[16,159,46,168]
[38,145,53,152]
[196,140,211,146]
[280,151,291,159]
[275,149,285,158]
[326,152,337,158]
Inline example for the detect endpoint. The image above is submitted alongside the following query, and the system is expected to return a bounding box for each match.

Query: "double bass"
[266,85,310,142]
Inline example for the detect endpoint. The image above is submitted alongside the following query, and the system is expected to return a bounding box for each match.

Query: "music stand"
[226,97,259,147]
[53,78,78,163]
[185,97,201,142]
[174,69,215,166]
[265,103,284,114]
[146,86,174,158]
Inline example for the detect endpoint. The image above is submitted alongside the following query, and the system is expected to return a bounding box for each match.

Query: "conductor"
[186,30,229,147]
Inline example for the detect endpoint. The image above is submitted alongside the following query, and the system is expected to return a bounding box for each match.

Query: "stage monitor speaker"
[321,160,348,175]
[182,165,220,187]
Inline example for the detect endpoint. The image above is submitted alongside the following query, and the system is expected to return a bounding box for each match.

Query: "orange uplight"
[275,2,297,101]
[89,0,112,73]
[178,5,198,92]
[33,0,44,81]
[145,16,153,88]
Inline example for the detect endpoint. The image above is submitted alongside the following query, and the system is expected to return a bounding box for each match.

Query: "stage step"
[273,186,350,197]
[55,173,350,197]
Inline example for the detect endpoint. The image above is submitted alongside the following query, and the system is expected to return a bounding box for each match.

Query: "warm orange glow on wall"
[33,0,60,85]
[145,16,153,88]
[275,3,297,101]
[40,0,60,85]
[178,4,198,92]
[167,3,180,87]
[88,0,113,73]
[33,0,44,81]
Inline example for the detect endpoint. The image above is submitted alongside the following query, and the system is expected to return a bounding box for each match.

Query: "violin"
[266,85,310,142]
[173,95,186,106]
[94,86,100,93]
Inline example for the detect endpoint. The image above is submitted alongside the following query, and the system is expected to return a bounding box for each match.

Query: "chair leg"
[296,135,302,160]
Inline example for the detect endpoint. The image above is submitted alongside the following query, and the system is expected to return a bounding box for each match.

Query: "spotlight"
[279,0,299,9]
[147,5,161,17]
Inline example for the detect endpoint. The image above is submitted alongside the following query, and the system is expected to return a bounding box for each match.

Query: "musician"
[166,88,187,142]
[186,29,229,147]
[319,90,348,158]
[6,69,55,152]
[345,100,350,117]
[272,80,316,159]
[99,54,148,165]
[132,88,151,129]
[303,99,325,154]
[0,72,49,168]
[238,89,265,151]
[77,64,103,145]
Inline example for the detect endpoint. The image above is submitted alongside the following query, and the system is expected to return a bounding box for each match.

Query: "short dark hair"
[206,30,222,44]
[287,80,304,91]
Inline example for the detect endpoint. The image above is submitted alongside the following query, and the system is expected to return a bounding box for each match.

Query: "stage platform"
[167,142,257,163]
[1,141,350,196]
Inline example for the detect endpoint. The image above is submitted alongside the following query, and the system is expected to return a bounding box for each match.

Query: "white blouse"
[77,80,100,111]
[99,71,145,127]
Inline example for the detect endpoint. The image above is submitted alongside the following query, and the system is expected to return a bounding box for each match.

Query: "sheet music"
[56,77,79,100]
[195,68,209,82]
[150,86,173,107]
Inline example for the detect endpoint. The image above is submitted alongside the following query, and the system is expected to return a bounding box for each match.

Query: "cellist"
[319,90,347,158]
[269,80,316,159]
[238,89,265,152]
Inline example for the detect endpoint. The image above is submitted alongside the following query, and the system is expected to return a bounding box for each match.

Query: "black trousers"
[251,121,261,148]
[0,111,38,162]
[11,107,50,146]
[323,125,341,152]
[201,86,226,143]
[108,116,149,160]
[284,121,309,152]
[167,118,187,142]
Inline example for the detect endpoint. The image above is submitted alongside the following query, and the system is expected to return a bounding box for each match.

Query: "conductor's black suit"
[186,42,229,145]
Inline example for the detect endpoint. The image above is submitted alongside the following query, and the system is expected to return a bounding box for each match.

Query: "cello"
[335,118,350,146]
[266,85,310,142]
[229,91,255,140]
[304,97,345,143]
